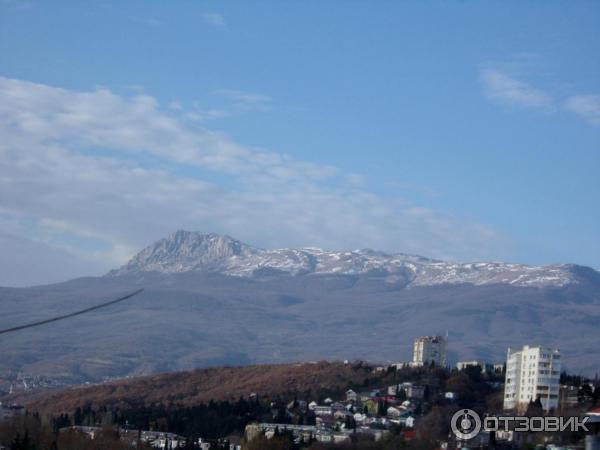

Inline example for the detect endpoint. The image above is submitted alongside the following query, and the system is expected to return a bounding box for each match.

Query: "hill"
[1,231,599,387]
[13,361,375,415]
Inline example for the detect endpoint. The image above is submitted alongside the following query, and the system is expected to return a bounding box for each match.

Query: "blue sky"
[0,1,599,285]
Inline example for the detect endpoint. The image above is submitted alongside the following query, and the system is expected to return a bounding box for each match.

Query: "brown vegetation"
[18,361,375,415]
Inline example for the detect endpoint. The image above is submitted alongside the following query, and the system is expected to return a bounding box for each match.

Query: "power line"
[0,288,144,335]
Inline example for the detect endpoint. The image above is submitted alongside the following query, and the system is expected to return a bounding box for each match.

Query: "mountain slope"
[1,231,599,389]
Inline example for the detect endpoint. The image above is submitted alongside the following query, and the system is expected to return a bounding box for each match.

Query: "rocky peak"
[108,231,590,288]
[109,230,259,275]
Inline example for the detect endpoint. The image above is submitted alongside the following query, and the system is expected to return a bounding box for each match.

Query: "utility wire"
[0,288,144,335]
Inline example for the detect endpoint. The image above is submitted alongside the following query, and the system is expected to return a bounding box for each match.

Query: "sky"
[0,0,599,286]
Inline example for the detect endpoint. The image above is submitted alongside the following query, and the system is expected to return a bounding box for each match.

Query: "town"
[1,336,599,450]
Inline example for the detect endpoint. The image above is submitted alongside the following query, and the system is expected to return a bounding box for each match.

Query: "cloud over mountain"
[0,76,505,286]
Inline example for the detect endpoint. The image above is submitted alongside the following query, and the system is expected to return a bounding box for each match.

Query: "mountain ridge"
[108,230,586,288]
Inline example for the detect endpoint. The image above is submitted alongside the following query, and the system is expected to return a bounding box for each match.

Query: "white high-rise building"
[412,335,447,367]
[503,345,561,412]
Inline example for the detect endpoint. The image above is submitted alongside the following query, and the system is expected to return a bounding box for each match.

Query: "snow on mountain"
[108,230,579,287]
[112,231,259,274]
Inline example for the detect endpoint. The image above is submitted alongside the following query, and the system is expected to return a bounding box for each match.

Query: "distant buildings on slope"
[455,360,504,374]
[245,383,423,446]
[407,336,564,414]
[412,335,448,367]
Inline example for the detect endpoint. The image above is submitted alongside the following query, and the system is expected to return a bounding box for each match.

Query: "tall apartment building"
[412,335,447,367]
[503,345,561,412]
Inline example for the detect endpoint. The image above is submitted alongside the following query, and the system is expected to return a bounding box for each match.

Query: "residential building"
[560,385,579,408]
[456,360,505,374]
[398,382,425,399]
[245,423,316,443]
[412,335,447,367]
[391,362,409,370]
[387,406,402,419]
[345,389,358,402]
[457,360,480,371]
[330,402,345,412]
[503,345,561,412]
[313,405,333,416]
[444,391,457,401]
[493,363,505,374]
[456,360,493,372]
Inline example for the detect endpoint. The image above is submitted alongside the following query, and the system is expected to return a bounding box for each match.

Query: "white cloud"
[0,76,507,286]
[480,69,553,109]
[202,12,225,28]
[564,95,600,127]
[172,90,272,123]
[184,108,230,121]
[214,89,272,111]
[131,17,164,27]
[480,64,600,128]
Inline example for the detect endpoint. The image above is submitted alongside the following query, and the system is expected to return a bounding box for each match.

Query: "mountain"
[1,231,599,390]
[109,230,579,288]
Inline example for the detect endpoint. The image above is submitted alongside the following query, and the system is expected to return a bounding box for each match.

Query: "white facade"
[457,360,488,371]
[313,405,333,416]
[503,345,561,412]
[412,335,447,367]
